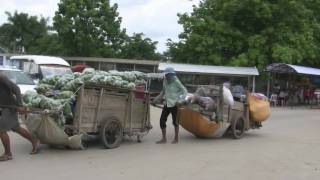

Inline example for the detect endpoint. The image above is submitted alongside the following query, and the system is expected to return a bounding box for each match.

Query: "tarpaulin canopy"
[158,63,259,77]
[266,63,320,76]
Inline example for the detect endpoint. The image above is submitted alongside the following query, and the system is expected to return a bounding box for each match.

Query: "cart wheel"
[99,117,123,149]
[231,116,246,139]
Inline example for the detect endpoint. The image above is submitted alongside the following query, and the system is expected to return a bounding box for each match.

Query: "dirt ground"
[1,107,320,180]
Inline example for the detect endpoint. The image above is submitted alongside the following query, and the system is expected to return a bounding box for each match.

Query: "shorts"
[159,105,178,129]
[0,108,19,132]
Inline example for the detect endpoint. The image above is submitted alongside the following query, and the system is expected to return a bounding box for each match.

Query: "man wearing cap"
[0,73,38,161]
[153,67,187,144]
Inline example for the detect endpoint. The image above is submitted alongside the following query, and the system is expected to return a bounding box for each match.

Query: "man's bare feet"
[0,154,13,161]
[156,139,167,144]
[171,139,178,144]
[30,139,39,155]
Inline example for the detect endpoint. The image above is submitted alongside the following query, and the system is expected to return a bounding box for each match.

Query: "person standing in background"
[278,89,288,106]
[273,83,281,95]
[304,87,311,105]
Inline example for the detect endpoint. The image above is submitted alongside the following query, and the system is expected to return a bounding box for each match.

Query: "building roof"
[10,55,70,66]
[266,63,320,76]
[64,56,160,66]
[158,63,259,76]
[2,54,159,66]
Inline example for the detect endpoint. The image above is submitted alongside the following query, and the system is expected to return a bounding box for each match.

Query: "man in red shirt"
[303,87,311,105]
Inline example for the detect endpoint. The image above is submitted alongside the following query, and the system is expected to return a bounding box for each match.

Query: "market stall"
[266,63,320,107]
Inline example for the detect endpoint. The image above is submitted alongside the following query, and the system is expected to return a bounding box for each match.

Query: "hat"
[163,67,175,75]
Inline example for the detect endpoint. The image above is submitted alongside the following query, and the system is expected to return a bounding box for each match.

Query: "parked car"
[71,64,90,73]
[0,66,36,118]
[0,66,36,94]
[9,55,72,83]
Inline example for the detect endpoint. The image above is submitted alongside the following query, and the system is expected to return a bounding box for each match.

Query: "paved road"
[1,107,320,180]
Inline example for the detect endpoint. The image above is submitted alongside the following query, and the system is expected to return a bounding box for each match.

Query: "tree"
[28,33,66,56]
[53,0,127,57]
[168,0,320,69]
[120,33,161,60]
[0,11,48,53]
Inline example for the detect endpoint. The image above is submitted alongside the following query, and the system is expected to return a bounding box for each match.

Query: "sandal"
[0,155,13,161]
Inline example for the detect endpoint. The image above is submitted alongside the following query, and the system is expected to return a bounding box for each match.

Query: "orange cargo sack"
[247,93,271,122]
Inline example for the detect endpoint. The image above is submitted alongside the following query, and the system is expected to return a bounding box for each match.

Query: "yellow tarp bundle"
[247,93,271,122]
[178,108,220,138]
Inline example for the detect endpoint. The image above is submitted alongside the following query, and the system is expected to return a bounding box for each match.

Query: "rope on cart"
[58,85,83,111]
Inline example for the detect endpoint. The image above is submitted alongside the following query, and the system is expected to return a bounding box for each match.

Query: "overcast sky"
[0,0,200,52]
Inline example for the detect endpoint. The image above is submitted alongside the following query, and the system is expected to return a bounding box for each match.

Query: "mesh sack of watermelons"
[24,113,84,149]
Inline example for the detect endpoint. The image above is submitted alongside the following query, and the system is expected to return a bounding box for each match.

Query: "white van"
[9,55,72,82]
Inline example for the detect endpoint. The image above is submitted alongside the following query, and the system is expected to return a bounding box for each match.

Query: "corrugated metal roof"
[158,63,259,76]
[64,57,159,66]
[266,63,320,76]
[0,54,159,66]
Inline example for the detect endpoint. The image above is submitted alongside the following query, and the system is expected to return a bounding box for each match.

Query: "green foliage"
[53,0,126,57]
[28,33,66,56]
[53,0,160,59]
[168,0,320,69]
[121,33,161,60]
[0,11,48,53]
[1,1,161,60]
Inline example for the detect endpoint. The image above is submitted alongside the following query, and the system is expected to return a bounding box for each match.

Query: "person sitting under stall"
[278,89,288,106]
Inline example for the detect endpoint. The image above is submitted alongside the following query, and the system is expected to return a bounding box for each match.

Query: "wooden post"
[267,72,271,97]
[78,86,84,133]
[247,76,251,92]
[129,91,134,135]
[94,88,104,130]
[144,92,151,129]
[192,75,196,85]
[217,85,224,121]
[252,76,256,92]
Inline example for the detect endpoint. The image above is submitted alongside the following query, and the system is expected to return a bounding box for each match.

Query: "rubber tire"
[99,117,123,149]
[231,116,246,139]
